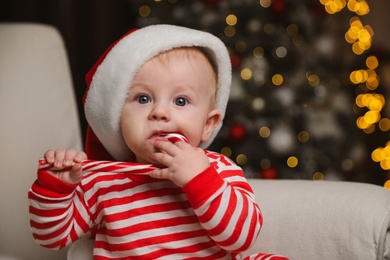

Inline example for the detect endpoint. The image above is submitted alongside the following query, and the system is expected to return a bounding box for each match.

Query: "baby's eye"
[175,97,188,106]
[136,95,151,104]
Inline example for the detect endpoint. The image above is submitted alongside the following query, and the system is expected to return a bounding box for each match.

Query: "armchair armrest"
[245,180,390,260]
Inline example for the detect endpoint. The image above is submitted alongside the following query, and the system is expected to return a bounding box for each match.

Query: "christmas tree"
[128,0,390,185]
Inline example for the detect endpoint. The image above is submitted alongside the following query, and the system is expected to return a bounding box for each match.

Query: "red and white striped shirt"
[29,151,263,259]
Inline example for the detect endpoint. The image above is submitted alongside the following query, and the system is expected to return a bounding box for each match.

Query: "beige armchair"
[0,23,82,260]
[1,22,390,260]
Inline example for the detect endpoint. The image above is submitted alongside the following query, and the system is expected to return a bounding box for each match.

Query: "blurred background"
[2,0,390,186]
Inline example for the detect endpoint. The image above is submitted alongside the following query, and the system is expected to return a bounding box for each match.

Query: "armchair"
[1,22,390,260]
[0,23,82,260]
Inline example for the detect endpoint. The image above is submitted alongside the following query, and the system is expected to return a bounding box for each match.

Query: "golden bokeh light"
[313,172,325,181]
[241,68,253,80]
[384,180,390,190]
[298,131,310,143]
[224,26,236,37]
[363,124,375,134]
[259,0,271,8]
[372,145,390,171]
[379,118,390,132]
[347,0,370,15]
[381,158,390,170]
[236,154,248,165]
[139,5,151,17]
[307,74,320,87]
[221,147,232,158]
[366,56,379,69]
[356,116,370,129]
[272,74,284,86]
[287,156,298,168]
[253,47,264,58]
[354,93,385,130]
[226,14,238,26]
[259,126,271,138]
[320,0,346,14]
[363,110,380,125]
[345,17,373,55]
[287,24,298,36]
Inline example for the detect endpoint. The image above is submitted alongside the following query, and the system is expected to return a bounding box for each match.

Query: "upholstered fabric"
[244,180,390,260]
[0,23,82,260]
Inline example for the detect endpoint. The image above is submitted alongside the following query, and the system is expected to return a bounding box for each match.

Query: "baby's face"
[120,49,221,164]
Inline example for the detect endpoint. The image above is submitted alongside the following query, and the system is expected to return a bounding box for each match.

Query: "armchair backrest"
[0,23,82,260]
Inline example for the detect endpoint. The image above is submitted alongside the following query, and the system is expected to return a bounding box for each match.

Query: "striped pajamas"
[29,151,287,259]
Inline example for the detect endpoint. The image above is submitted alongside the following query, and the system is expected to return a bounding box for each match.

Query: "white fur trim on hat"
[84,24,231,161]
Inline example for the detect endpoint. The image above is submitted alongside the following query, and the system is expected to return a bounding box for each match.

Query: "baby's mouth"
[150,132,188,143]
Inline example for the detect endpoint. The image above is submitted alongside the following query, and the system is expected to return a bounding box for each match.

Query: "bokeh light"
[139,5,151,17]
[259,0,271,8]
[241,68,253,80]
[320,0,346,14]
[259,126,271,138]
[236,154,248,165]
[313,172,325,181]
[226,14,238,26]
[298,131,310,143]
[224,26,236,37]
[345,17,373,55]
[272,74,284,86]
[287,156,298,168]
[221,147,232,157]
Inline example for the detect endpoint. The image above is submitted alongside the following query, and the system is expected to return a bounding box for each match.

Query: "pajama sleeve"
[28,170,93,249]
[182,152,263,253]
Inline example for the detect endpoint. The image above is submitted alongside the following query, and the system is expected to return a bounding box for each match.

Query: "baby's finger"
[151,151,172,166]
[63,149,79,167]
[44,150,55,164]
[149,168,170,180]
[174,141,192,149]
[69,163,84,184]
[74,151,88,163]
[53,148,66,168]
[153,140,180,155]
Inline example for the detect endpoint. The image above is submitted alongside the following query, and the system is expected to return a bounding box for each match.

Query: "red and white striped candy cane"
[38,133,187,174]
[161,133,188,143]
[38,159,156,174]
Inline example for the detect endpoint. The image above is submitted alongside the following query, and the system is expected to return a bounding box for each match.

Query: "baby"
[29,24,287,259]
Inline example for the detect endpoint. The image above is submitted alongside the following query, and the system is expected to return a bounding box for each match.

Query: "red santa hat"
[83,24,232,161]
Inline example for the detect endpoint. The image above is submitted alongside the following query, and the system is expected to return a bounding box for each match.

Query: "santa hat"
[83,24,232,161]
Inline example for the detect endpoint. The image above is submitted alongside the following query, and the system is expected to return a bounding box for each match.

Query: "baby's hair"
[156,47,217,77]
[154,47,218,106]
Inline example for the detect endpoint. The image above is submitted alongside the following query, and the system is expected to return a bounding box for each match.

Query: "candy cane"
[38,159,155,174]
[38,133,187,174]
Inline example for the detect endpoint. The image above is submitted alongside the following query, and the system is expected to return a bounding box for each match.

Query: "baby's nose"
[149,104,170,121]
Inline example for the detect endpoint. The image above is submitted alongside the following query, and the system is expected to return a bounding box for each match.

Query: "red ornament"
[311,5,326,17]
[270,0,287,15]
[229,124,247,141]
[261,167,278,179]
[230,54,241,69]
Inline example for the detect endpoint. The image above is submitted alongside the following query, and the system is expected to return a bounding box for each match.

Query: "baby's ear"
[201,109,221,142]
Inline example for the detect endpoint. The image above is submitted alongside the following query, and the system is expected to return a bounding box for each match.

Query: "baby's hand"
[43,148,87,185]
[150,140,210,187]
